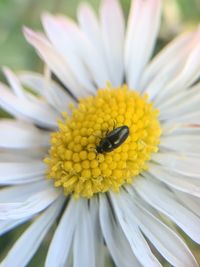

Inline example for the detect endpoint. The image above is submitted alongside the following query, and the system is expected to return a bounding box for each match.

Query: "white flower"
[0,0,200,266]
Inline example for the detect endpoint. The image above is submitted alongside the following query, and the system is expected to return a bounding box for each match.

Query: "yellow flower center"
[44,85,161,198]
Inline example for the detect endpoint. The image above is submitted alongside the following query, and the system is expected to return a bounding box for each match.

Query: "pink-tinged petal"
[134,178,200,244]
[162,125,200,137]
[143,34,197,100]
[42,13,95,94]
[159,84,200,120]
[3,67,26,99]
[155,28,200,104]
[4,68,74,114]
[125,0,161,89]
[158,81,200,110]
[0,82,58,129]
[0,119,49,150]
[141,32,195,99]
[160,83,200,124]
[23,27,86,99]
[18,71,76,113]
[100,0,125,86]
[42,16,110,88]
[77,3,104,59]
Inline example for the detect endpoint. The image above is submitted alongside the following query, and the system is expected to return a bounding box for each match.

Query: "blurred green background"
[0,0,200,266]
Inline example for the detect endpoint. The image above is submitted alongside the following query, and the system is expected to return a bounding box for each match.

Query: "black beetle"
[96,126,129,153]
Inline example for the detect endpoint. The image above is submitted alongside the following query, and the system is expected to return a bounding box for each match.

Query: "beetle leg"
[113,119,117,129]
[86,144,98,154]
[91,133,101,140]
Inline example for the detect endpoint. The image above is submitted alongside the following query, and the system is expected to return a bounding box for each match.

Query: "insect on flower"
[1,0,200,265]
[96,125,130,153]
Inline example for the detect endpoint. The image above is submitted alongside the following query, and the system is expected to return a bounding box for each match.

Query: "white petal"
[143,30,200,100]
[161,123,200,137]
[120,190,198,267]
[0,149,45,162]
[1,197,64,267]
[160,134,200,154]
[163,125,200,136]
[110,193,162,267]
[3,67,26,99]
[23,27,85,99]
[77,3,104,58]
[73,199,95,267]
[0,179,48,201]
[125,0,161,89]
[0,119,49,149]
[56,15,111,88]
[134,178,200,243]
[42,13,96,94]
[140,31,194,91]
[152,152,200,178]
[147,163,200,197]
[99,195,142,267]
[18,71,75,113]
[100,0,125,86]
[155,29,200,105]
[159,86,200,121]
[0,180,61,220]
[133,194,198,267]
[45,199,77,267]
[166,111,200,125]
[3,68,62,113]
[0,161,45,185]
[174,191,200,217]
[157,81,200,111]
[41,16,110,88]
[0,82,58,129]
[90,198,105,267]
[0,217,31,236]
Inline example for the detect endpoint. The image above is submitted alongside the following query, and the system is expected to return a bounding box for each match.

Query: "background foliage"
[0,0,200,266]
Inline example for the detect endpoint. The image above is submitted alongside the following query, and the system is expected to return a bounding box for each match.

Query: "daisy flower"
[1,0,200,266]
